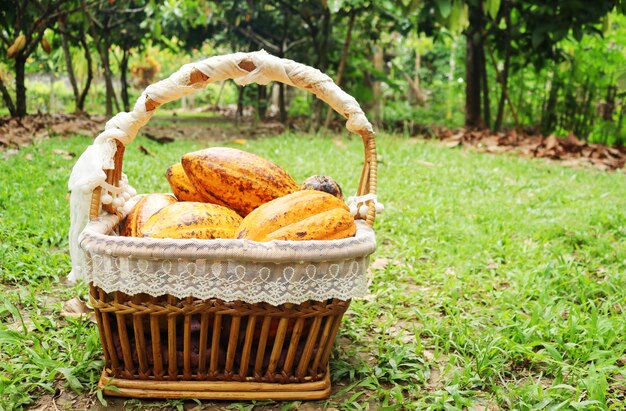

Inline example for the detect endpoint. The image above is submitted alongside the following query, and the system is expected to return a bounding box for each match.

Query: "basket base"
[98,368,331,401]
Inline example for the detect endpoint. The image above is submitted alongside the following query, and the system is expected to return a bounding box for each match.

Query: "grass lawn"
[1,129,626,410]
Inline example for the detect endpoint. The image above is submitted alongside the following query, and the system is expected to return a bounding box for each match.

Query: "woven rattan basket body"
[76,51,378,400]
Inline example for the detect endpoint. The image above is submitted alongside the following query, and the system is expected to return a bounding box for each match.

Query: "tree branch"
[284,37,308,52]
[274,0,314,32]
[235,26,280,53]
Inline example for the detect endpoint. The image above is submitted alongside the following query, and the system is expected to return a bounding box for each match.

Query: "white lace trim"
[80,216,375,305]
[86,255,370,305]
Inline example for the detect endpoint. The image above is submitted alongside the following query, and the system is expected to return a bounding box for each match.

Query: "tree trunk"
[465,36,482,128]
[257,84,267,120]
[480,44,490,128]
[102,35,116,116]
[277,8,288,124]
[278,83,286,123]
[583,86,595,139]
[324,10,356,129]
[414,50,421,102]
[310,8,332,131]
[60,22,81,110]
[15,56,27,117]
[49,74,55,112]
[494,48,510,131]
[372,44,384,128]
[542,75,558,135]
[77,28,93,112]
[603,84,617,121]
[237,86,245,117]
[617,98,625,145]
[495,1,511,131]
[447,38,457,120]
[464,16,482,128]
[213,81,226,109]
[0,75,16,117]
[120,47,131,112]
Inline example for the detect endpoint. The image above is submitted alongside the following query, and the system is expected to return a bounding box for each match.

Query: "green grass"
[1,131,626,410]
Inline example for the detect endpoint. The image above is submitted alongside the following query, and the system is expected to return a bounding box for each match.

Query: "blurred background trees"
[1,0,626,145]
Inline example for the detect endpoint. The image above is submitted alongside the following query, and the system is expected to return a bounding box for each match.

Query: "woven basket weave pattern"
[91,286,348,383]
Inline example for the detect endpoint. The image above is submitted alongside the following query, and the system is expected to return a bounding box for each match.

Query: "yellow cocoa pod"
[140,202,242,239]
[7,35,26,58]
[236,190,356,242]
[165,163,224,203]
[182,147,298,216]
[119,193,176,237]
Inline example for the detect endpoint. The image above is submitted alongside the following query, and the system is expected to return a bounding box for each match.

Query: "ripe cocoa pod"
[236,190,356,242]
[182,147,298,216]
[140,202,242,239]
[300,175,343,199]
[7,35,26,58]
[41,38,51,54]
[119,193,176,237]
[165,163,222,203]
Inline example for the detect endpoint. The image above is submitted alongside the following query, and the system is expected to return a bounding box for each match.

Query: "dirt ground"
[2,113,625,172]
[0,113,287,150]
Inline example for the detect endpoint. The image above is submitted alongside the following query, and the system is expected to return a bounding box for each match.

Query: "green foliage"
[2,0,626,145]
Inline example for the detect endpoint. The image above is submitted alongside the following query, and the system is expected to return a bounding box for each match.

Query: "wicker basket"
[75,51,378,400]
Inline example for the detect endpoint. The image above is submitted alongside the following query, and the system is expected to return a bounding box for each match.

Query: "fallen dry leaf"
[423,349,435,362]
[443,139,461,148]
[144,132,174,144]
[332,138,348,150]
[61,297,95,323]
[137,145,156,157]
[25,153,33,160]
[3,148,19,159]
[361,292,378,302]
[486,261,498,270]
[52,149,75,160]
[371,258,390,270]
[433,126,626,172]
[416,159,435,167]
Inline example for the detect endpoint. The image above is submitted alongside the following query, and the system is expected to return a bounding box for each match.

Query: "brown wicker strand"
[295,316,323,380]
[91,298,347,318]
[114,292,135,379]
[197,312,210,378]
[239,315,257,379]
[150,312,163,380]
[167,295,177,380]
[98,288,120,374]
[90,285,111,366]
[266,317,290,379]
[132,308,149,379]
[311,315,335,376]
[183,300,192,380]
[254,316,273,379]
[282,317,306,377]
[320,303,346,367]
[209,314,222,377]
[225,316,241,377]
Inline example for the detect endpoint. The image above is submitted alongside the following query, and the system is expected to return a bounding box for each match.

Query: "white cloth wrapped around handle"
[68,50,378,282]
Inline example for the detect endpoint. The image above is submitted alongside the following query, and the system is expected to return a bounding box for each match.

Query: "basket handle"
[89,51,378,225]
